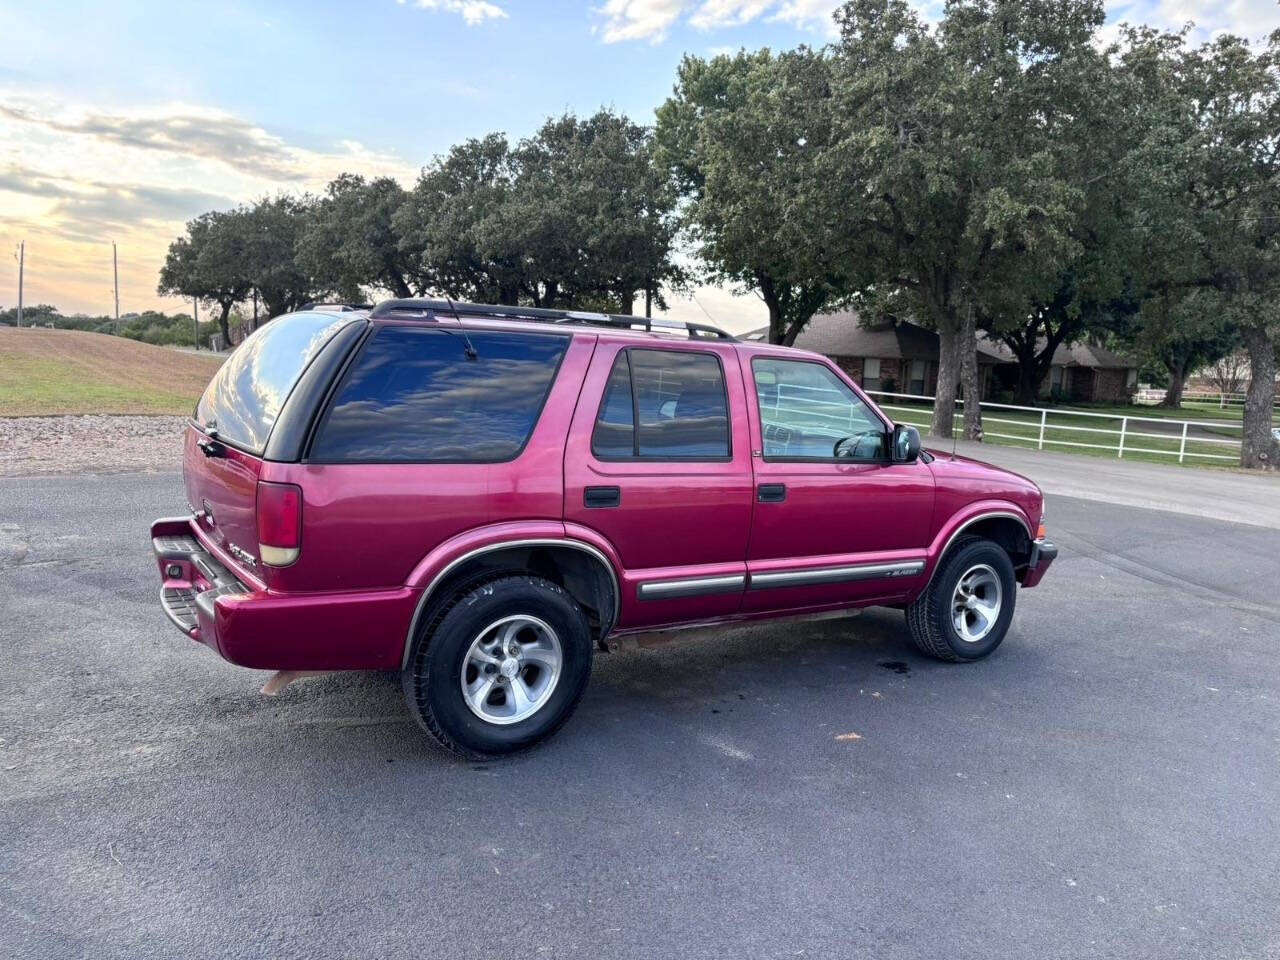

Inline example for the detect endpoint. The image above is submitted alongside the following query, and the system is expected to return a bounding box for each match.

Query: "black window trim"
[750,355,894,465]
[304,323,572,465]
[590,345,734,463]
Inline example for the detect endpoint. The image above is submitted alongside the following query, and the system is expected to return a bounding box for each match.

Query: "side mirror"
[892,423,921,463]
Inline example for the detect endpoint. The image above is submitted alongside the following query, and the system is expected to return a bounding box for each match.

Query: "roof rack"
[368,298,735,341]
[298,302,373,312]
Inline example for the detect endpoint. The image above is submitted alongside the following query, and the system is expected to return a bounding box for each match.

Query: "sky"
[1,0,1277,334]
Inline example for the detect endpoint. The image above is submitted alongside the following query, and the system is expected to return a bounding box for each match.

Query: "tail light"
[256,481,302,566]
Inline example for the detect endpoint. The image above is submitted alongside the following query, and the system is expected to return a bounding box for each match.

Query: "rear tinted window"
[195,312,353,454]
[310,326,568,463]
[590,348,729,459]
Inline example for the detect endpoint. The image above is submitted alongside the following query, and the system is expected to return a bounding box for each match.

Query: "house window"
[908,360,926,396]
[1050,366,1064,394]
[862,357,882,392]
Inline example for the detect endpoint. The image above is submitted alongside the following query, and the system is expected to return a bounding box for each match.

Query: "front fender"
[923,500,1035,580]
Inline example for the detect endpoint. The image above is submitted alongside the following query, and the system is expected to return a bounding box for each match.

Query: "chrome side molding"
[636,574,746,601]
[748,560,925,590]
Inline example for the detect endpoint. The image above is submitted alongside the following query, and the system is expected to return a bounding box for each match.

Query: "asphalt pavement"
[2,471,1278,960]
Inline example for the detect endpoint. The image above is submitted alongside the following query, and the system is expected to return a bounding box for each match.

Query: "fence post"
[1178,422,1188,463]
[1038,409,1047,450]
[1118,417,1128,459]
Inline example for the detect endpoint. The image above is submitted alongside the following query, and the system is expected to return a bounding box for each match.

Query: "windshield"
[194,312,354,454]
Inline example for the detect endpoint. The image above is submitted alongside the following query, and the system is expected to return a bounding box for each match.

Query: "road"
[2,472,1279,960]
[947,438,1280,531]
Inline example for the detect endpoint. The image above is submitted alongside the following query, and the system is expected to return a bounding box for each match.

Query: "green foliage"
[396,111,681,312]
[656,47,849,345]
[297,174,412,300]
[0,305,217,348]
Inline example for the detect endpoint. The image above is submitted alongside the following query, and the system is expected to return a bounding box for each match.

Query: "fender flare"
[401,524,622,669]
[923,504,1035,589]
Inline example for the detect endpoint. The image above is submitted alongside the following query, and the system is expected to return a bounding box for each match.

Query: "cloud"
[396,0,509,25]
[689,0,775,30]
[594,0,688,43]
[0,103,297,179]
[0,98,417,188]
[594,0,839,42]
[1104,0,1280,43]
[0,165,232,236]
[0,95,418,315]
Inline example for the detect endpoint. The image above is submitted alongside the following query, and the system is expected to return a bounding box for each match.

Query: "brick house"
[1017,341,1138,404]
[747,312,1006,398]
[747,311,1138,404]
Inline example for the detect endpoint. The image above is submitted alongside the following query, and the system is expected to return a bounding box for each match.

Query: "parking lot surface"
[2,472,1278,959]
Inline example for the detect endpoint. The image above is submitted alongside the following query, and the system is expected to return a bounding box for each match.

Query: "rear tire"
[906,537,1016,662]
[402,575,593,758]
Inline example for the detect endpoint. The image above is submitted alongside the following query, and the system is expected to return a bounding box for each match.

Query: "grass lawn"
[0,328,225,416]
[874,397,1263,468]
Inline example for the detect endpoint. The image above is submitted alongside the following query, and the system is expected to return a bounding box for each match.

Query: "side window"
[310,327,568,463]
[590,348,730,459]
[752,357,886,461]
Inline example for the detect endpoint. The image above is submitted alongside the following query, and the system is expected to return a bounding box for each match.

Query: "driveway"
[2,473,1278,959]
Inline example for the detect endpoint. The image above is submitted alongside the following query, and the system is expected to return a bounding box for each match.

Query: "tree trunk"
[931,312,960,439]
[757,273,786,345]
[252,290,259,330]
[616,288,633,316]
[959,305,983,441]
[1239,325,1278,470]
[1010,342,1041,406]
[216,301,233,349]
[1158,360,1185,408]
[387,269,412,299]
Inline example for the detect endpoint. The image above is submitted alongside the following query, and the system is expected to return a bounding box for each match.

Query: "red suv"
[151,300,1056,757]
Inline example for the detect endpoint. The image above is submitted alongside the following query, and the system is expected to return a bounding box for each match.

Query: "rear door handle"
[757,483,786,503]
[584,486,621,508]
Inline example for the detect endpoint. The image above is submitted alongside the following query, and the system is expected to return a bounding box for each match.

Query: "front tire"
[906,537,1016,662]
[402,575,593,758]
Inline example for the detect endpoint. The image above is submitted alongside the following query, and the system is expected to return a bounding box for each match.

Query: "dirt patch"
[0,416,188,476]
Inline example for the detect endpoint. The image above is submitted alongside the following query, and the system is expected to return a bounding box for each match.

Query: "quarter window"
[752,357,886,461]
[590,349,730,459]
[194,311,354,454]
[310,326,567,463]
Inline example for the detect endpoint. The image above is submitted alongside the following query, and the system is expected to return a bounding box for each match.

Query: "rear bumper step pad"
[153,531,249,640]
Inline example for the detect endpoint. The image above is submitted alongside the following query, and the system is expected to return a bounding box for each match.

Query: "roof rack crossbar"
[368,298,735,340]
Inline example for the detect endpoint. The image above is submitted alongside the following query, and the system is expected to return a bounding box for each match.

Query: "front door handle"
[584,486,621,508]
[757,483,786,503]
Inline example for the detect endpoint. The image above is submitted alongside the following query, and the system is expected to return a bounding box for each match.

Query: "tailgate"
[183,424,263,578]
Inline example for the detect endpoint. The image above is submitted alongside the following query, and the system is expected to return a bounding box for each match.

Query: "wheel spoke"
[496,621,522,653]
[508,676,534,713]
[465,676,497,711]
[469,646,500,667]
[520,644,559,670]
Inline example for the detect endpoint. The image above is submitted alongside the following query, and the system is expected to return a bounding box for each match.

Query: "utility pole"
[193,297,199,350]
[112,241,120,333]
[14,242,23,327]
